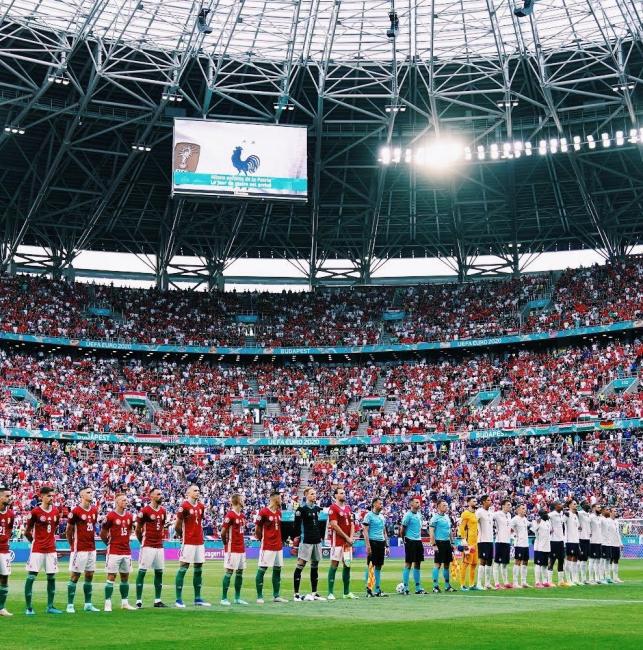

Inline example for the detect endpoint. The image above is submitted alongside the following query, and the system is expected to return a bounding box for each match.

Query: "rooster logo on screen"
[231,142,261,175]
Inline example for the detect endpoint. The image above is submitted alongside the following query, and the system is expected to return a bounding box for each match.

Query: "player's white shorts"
[105,554,132,574]
[70,550,97,573]
[330,546,353,565]
[258,549,284,568]
[138,547,165,571]
[224,552,247,571]
[179,544,205,565]
[0,552,11,576]
[27,551,58,574]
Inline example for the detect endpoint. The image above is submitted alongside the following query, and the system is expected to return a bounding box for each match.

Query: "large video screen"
[172,119,308,201]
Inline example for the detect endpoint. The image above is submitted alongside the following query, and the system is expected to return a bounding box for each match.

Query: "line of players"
[0,485,626,617]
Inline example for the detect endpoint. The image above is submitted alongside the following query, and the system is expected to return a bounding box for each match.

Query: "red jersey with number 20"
[0,508,15,554]
[29,506,60,553]
[177,501,205,545]
[103,511,134,555]
[327,503,353,547]
[255,507,282,551]
[138,505,167,548]
[68,505,98,552]
[222,510,246,553]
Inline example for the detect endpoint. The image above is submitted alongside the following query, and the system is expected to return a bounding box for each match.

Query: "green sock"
[342,566,351,595]
[83,581,93,605]
[193,566,203,600]
[67,580,77,605]
[328,566,337,596]
[0,585,8,610]
[25,573,36,609]
[119,582,129,601]
[105,580,114,601]
[256,567,267,599]
[46,576,56,608]
[272,567,282,598]
[234,572,243,600]
[136,569,147,601]
[154,571,163,601]
[222,573,232,599]
[175,566,188,601]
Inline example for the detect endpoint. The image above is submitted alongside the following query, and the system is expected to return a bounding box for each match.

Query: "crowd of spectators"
[0,258,640,347]
[1,336,640,437]
[0,429,640,541]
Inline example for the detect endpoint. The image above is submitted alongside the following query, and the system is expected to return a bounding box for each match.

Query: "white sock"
[579,561,586,582]
[121,599,128,605]
[614,564,620,580]
[485,565,493,586]
[547,569,553,584]
[492,564,499,585]
[571,562,579,582]
[522,564,528,585]
[477,565,485,588]
[564,560,571,583]
[513,564,520,586]
[558,570,565,584]
[535,566,542,583]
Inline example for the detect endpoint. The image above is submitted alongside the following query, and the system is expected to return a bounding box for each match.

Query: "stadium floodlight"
[525,142,532,156]
[3,126,9,132]
[10,128,18,134]
[502,142,512,159]
[601,132,610,147]
[404,148,412,163]
[197,7,213,34]
[392,147,401,163]
[573,135,581,151]
[477,145,485,160]
[629,129,639,144]
[560,138,568,153]
[464,146,472,161]
[587,134,596,149]
[550,138,558,153]
[538,140,547,155]
[611,84,635,92]
[414,147,425,165]
[385,103,406,113]
[379,147,391,164]
[490,143,499,160]
[615,130,624,146]
[18,129,25,135]
[423,139,463,168]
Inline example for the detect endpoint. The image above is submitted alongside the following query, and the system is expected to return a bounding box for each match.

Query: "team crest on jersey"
[40,516,46,522]
[81,514,87,521]
[190,509,194,515]
[151,514,156,520]
[116,519,121,525]
[269,516,273,521]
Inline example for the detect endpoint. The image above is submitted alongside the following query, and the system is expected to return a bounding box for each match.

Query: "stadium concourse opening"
[0,0,642,647]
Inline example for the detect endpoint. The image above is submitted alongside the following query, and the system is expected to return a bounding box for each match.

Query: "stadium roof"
[0,1,641,286]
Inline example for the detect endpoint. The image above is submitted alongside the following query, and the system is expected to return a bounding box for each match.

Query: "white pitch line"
[444,594,641,605]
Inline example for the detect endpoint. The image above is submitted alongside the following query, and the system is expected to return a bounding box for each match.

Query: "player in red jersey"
[0,486,15,616]
[24,486,62,615]
[100,493,136,611]
[65,486,100,613]
[135,487,168,608]
[220,493,248,606]
[174,484,211,607]
[326,486,358,600]
[255,491,288,604]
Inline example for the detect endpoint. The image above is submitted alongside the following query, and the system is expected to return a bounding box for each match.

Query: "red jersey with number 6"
[138,505,167,548]
[0,508,15,554]
[102,511,134,555]
[29,506,60,553]
[327,503,353,547]
[68,505,98,552]
[255,507,282,551]
[177,501,205,545]
[222,510,246,553]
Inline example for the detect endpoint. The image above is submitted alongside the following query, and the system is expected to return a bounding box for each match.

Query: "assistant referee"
[429,500,455,593]
[362,497,388,597]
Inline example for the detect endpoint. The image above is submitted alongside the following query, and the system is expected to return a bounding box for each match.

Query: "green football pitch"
[1,560,642,649]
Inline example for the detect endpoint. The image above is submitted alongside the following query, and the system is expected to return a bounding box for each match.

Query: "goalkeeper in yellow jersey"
[458,496,479,591]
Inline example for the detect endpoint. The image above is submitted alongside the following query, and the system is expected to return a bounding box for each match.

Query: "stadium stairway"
[298,466,312,497]
[374,375,387,396]
[248,377,259,396]
[265,401,281,417]
[599,374,640,396]
[384,397,399,414]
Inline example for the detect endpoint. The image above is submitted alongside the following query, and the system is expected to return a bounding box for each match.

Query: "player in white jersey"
[577,502,592,584]
[563,499,581,585]
[510,504,531,588]
[599,508,613,584]
[588,504,604,583]
[608,509,624,583]
[547,503,567,586]
[492,500,512,589]
[531,511,552,588]
[475,495,494,590]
